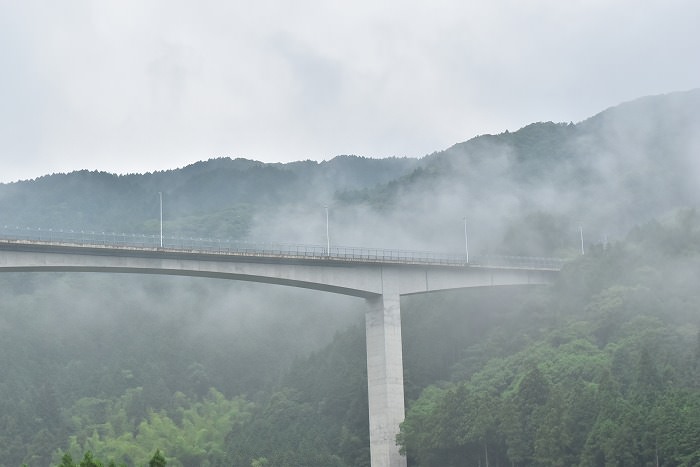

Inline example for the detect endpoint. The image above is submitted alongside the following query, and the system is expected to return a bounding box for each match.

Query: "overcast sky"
[0,0,697,183]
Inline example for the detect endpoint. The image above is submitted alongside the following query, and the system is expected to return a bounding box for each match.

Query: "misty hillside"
[2,89,698,255]
[339,88,700,254]
[1,89,700,466]
[0,156,418,238]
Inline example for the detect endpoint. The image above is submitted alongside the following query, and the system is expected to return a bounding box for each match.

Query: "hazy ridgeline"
[2,89,698,253]
[0,89,699,466]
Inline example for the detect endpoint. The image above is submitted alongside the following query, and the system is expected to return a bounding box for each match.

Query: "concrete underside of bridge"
[0,243,557,467]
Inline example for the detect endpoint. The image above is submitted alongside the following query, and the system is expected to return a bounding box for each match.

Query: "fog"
[1,91,698,353]
[2,90,697,259]
[1,89,699,465]
[0,272,363,399]
[2,92,699,353]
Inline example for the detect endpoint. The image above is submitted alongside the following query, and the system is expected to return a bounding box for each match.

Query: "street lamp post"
[579,225,585,255]
[159,192,163,248]
[463,217,469,263]
[325,205,330,256]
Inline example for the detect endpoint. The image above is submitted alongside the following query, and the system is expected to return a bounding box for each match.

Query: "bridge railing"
[0,226,565,270]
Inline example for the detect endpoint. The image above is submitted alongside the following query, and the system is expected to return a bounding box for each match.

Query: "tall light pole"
[463,217,469,263]
[159,192,163,248]
[579,225,585,255]
[325,205,330,256]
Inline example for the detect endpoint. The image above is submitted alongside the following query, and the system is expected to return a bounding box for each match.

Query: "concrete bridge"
[0,233,562,467]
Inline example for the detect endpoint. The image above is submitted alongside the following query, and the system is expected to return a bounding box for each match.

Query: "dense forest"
[0,89,699,466]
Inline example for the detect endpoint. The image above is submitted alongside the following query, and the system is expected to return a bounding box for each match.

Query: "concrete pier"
[365,270,407,467]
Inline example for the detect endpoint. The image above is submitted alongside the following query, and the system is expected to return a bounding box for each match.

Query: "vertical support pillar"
[365,268,406,467]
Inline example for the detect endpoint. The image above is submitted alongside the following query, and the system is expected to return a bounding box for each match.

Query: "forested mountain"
[0,156,418,239]
[0,89,699,466]
[2,88,699,252]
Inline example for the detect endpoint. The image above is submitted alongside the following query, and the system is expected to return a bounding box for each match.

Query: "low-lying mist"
[0,272,363,402]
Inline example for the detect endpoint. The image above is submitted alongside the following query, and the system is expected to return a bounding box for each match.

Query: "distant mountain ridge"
[0,155,418,235]
[344,88,700,251]
[1,89,698,254]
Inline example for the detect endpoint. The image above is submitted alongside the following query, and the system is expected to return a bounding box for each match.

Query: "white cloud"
[0,0,698,182]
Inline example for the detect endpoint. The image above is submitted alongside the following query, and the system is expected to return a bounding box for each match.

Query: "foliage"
[223,325,371,466]
[53,449,164,467]
[398,214,700,466]
[54,389,249,467]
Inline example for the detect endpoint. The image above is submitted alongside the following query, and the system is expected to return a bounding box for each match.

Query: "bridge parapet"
[0,226,564,270]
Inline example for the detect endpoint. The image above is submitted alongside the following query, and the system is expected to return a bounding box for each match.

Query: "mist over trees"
[0,89,699,466]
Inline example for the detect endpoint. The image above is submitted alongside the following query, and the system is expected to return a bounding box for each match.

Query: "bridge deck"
[0,234,563,271]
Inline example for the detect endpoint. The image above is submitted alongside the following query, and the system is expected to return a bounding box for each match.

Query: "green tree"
[56,389,249,466]
[148,449,167,467]
[79,451,103,467]
[58,453,76,467]
[398,386,447,465]
[225,389,345,467]
[651,389,700,466]
[502,366,550,465]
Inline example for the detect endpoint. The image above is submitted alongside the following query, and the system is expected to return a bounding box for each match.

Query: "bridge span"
[0,234,562,467]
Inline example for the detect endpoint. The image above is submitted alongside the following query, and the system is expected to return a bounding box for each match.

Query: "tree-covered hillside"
[3,209,698,466]
[0,156,417,239]
[336,88,700,254]
[398,209,700,466]
[0,90,699,466]
[2,89,699,253]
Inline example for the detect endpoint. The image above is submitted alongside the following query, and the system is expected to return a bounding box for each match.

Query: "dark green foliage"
[148,450,166,467]
[56,451,106,467]
[53,450,157,467]
[78,452,103,467]
[225,389,347,467]
[224,326,370,467]
[57,453,75,467]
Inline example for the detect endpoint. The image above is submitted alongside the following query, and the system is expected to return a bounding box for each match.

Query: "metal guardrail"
[0,226,565,270]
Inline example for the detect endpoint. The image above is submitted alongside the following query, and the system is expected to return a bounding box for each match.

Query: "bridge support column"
[365,284,406,467]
